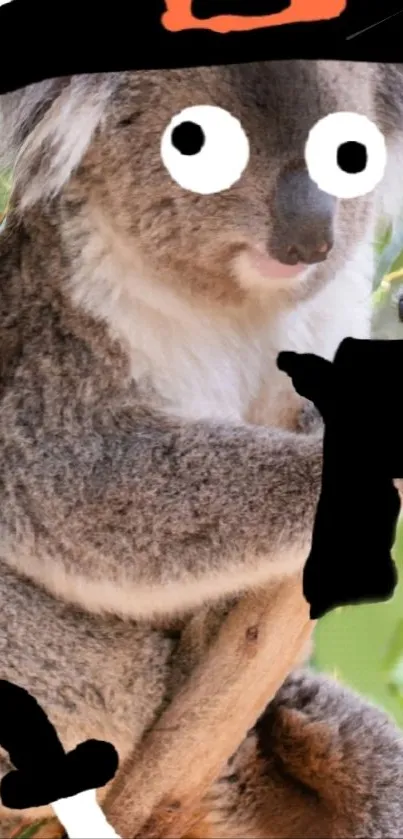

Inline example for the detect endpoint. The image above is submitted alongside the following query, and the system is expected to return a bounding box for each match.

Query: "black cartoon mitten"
[277,338,402,620]
[0,680,120,838]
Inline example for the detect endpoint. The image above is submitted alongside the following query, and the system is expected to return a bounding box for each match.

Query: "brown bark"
[105,576,313,838]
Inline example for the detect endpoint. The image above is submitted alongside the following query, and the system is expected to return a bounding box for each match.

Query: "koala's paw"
[394,478,403,508]
[295,401,324,435]
[277,352,333,418]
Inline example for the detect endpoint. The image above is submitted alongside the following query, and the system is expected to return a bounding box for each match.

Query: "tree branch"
[105,575,313,839]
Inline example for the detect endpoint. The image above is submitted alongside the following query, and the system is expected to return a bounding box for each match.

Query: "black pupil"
[171,121,205,155]
[337,141,367,174]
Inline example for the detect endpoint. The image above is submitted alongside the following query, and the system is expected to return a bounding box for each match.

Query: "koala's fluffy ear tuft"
[0,78,68,170]
[0,74,120,211]
[375,63,403,135]
[373,63,403,228]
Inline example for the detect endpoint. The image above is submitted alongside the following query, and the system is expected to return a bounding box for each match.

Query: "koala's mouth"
[247,248,308,280]
[230,243,317,295]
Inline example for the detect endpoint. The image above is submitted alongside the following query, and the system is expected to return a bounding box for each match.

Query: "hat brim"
[1,0,403,95]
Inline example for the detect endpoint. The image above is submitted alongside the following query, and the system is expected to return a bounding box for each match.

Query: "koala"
[1,61,403,837]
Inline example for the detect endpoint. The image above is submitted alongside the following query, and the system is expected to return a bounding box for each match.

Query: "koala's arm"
[2,409,322,616]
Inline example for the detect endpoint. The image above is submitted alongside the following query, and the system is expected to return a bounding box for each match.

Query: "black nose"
[269,168,335,266]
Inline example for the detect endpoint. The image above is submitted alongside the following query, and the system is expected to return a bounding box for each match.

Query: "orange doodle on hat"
[161,0,347,33]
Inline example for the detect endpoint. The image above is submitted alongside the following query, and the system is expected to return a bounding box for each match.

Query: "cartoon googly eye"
[304,112,387,199]
[160,105,250,195]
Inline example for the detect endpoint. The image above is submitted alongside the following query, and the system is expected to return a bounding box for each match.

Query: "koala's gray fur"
[1,61,403,836]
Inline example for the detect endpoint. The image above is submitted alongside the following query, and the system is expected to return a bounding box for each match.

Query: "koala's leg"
[193,669,403,839]
[0,563,173,832]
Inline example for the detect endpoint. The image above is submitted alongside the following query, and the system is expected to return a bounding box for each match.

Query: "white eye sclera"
[304,112,387,199]
[160,105,250,195]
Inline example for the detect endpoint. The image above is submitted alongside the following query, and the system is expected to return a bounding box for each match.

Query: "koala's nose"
[269,169,335,266]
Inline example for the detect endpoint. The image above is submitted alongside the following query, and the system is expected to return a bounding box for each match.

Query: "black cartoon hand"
[303,475,400,620]
[277,351,334,420]
[0,681,118,810]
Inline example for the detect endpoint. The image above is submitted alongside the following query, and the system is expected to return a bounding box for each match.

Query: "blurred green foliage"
[315,520,403,727]
[315,216,403,726]
[0,169,11,223]
[2,173,403,726]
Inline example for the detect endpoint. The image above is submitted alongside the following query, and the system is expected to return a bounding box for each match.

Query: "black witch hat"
[1,0,403,96]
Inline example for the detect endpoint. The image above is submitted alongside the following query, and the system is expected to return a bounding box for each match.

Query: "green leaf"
[373,215,403,290]
[0,169,12,219]
[374,218,393,255]
[13,822,49,839]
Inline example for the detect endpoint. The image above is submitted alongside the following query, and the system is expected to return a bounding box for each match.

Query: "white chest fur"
[71,233,374,427]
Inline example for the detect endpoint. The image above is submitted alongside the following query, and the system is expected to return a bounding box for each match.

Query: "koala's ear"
[373,64,403,226]
[375,63,403,136]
